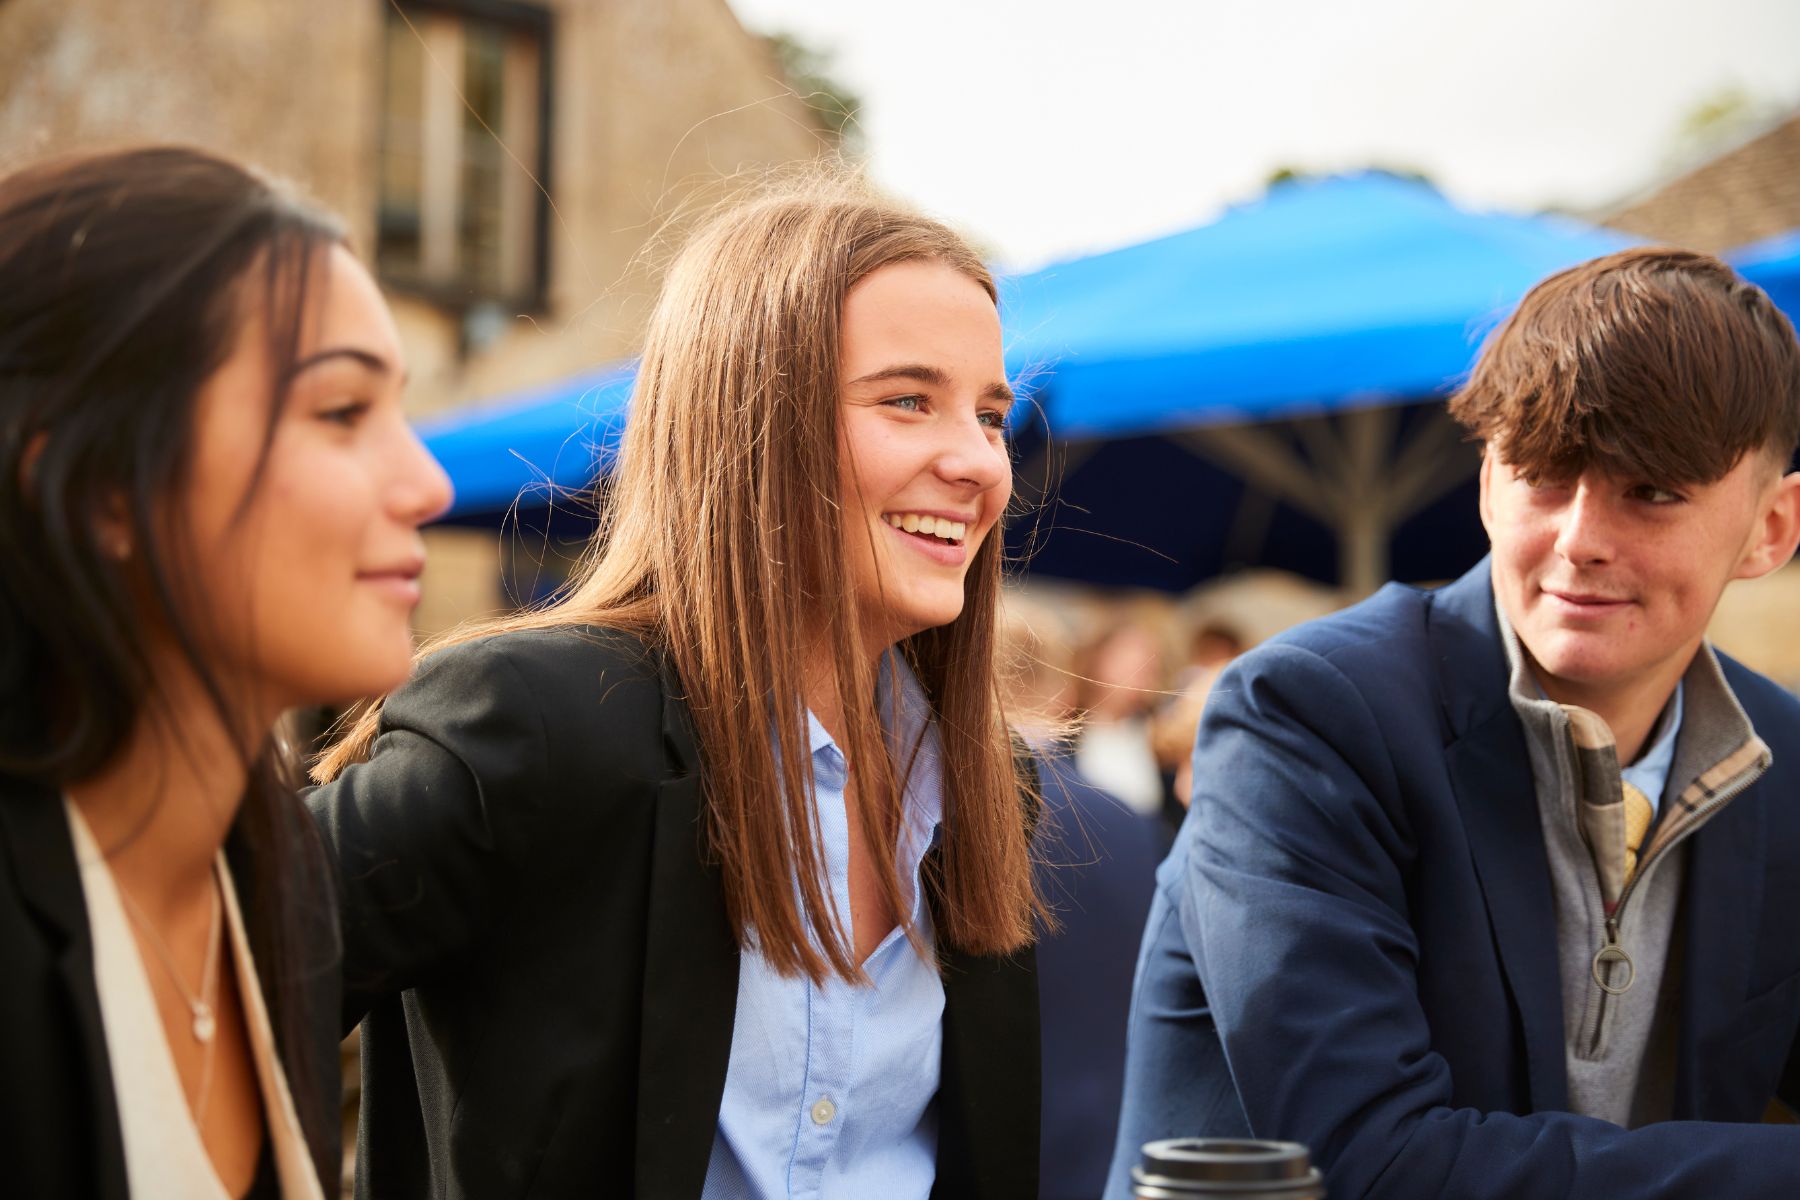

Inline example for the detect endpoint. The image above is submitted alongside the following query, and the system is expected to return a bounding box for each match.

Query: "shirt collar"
[806,651,943,831]
[803,709,836,759]
[805,652,944,835]
[881,651,944,836]
[1628,681,1683,773]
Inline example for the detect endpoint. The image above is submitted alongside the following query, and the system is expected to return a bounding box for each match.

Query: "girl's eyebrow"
[847,362,1014,403]
[848,363,947,387]
[289,346,407,386]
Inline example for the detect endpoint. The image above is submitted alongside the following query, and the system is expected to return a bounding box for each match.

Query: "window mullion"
[420,14,464,282]
[498,31,541,301]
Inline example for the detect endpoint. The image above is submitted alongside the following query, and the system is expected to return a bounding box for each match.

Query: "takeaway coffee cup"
[1131,1138,1326,1198]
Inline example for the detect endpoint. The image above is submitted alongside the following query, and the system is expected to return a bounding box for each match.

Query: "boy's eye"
[1634,485,1684,504]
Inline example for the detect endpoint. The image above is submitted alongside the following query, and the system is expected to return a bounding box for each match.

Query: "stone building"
[1,0,827,627]
[1602,109,1800,254]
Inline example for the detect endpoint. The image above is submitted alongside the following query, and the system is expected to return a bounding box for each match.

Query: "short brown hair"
[1448,246,1800,486]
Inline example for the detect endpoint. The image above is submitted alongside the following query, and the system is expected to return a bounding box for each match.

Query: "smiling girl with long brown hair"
[310,174,1045,1198]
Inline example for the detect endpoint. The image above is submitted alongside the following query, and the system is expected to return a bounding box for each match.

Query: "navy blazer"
[309,626,1040,1199]
[1108,560,1800,1199]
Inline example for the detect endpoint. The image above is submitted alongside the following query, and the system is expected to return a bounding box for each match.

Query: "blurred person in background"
[0,145,451,1198]
[1000,593,1164,1200]
[1147,619,1243,830]
[1146,678,1215,818]
[1177,620,1245,688]
[1109,248,1800,1199]
[308,174,1045,1198]
[1072,608,1175,815]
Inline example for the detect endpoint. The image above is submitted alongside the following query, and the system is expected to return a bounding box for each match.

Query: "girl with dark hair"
[310,173,1045,1198]
[0,145,452,1198]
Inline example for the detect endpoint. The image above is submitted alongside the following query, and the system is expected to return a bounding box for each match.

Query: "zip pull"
[1591,915,1635,995]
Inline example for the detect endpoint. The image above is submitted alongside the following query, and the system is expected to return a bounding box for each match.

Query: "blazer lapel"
[632,675,739,1199]
[928,853,1041,1199]
[1430,564,1569,1114]
[1671,773,1763,1117]
[0,778,129,1198]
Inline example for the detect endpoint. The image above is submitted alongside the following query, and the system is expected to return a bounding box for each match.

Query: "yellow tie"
[1621,780,1654,882]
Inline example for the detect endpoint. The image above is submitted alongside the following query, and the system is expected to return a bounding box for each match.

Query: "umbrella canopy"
[999,171,1637,437]
[418,360,634,522]
[1000,172,1638,592]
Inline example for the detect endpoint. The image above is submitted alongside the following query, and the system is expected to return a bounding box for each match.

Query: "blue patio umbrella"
[418,359,635,524]
[1731,229,1800,325]
[998,171,1638,592]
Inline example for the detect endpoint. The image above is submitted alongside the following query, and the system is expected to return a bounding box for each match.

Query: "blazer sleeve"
[305,630,664,1031]
[1182,643,1800,1200]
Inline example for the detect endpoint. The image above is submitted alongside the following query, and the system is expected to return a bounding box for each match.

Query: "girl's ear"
[21,432,133,559]
[91,488,134,561]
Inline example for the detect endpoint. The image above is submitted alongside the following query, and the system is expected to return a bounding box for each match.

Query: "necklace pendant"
[191,1002,216,1044]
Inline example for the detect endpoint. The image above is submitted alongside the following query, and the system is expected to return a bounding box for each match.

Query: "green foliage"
[1676,86,1769,153]
[765,30,866,156]
[1264,163,1434,189]
[1658,86,1785,172]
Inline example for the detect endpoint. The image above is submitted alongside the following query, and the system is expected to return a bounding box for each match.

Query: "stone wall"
[2,0,825,630]
[0,0,381,238]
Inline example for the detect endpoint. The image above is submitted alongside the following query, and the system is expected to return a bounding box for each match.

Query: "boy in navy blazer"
[1108,247,1800,1199]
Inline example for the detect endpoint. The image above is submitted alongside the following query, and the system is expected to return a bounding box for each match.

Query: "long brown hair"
[0,145,344,1182]
[318,172,1041,983]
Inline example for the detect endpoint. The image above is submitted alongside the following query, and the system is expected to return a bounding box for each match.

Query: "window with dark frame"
[377,0,552,309]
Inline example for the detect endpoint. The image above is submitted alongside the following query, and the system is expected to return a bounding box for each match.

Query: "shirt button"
[810,1096,837,1125]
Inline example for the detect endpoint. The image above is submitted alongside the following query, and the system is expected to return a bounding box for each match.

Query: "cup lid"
[1135,1138,1324,1189]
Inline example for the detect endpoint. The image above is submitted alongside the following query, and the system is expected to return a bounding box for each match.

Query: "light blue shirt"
[1621,681,1683,819]
[702,654,946,1200]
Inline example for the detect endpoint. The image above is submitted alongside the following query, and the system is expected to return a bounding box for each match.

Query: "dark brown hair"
[1448,246,1800,485]
[0,144,343,1180]
[319,171,1043,984]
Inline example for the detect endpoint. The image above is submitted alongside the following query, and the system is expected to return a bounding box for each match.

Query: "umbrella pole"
[1182,404,1477,597]
[1182,418,1390,596]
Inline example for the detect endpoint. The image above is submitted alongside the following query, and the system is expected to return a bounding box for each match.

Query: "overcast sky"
[727,0,1800,270]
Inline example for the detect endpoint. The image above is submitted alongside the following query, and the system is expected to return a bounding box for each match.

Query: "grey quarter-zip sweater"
[1500,612,1771,1127]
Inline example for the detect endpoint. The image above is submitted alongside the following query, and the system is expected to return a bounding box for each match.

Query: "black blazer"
[0,774,342,1199]
[307,625,1041,1199]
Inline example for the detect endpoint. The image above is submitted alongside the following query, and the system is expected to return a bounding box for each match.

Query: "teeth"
[883,513,968,542]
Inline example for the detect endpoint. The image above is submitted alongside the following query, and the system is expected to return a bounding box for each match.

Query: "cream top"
[66,801,325,1200]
